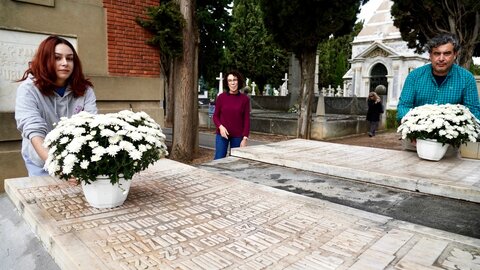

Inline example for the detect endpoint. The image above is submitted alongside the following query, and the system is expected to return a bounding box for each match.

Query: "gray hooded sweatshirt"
[15,77,97,168]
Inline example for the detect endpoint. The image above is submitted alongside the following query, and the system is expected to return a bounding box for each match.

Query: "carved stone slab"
[232,139,480,203]
[5,159,480,270]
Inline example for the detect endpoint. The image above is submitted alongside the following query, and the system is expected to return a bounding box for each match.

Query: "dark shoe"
[368,132,373,137]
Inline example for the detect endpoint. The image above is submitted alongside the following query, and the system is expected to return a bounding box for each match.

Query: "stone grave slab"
[5,159,480,270]
[232,139,480,203]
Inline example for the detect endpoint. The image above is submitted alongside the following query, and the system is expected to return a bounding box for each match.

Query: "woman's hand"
[240,136,248,147]
[67,178,79,186]
[219,125,229,139]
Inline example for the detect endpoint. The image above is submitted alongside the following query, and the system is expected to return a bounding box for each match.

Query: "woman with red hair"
[15,35,97,176]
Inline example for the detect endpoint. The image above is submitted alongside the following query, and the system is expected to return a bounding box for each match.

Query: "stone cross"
[280,73,288,96]
[335,85,343,97]
[216,72,223,96]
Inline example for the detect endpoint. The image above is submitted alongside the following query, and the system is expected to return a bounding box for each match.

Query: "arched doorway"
[370,63,388,94]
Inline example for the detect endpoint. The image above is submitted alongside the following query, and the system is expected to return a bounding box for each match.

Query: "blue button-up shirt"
[397,64,480,121]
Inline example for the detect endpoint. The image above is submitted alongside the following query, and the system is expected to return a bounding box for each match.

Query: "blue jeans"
[22,153,49,176]
[214,134,242,160]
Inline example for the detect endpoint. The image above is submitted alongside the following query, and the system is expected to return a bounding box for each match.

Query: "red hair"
[18,35,92,97]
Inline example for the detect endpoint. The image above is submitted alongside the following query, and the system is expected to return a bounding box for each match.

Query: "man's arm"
[397,73,416,122]
[462,76,480,121]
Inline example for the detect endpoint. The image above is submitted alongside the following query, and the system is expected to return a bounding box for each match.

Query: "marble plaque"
[5,159,480,270]
[0,30,76,112]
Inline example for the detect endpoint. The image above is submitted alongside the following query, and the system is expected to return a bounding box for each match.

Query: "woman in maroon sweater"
[213,70,250,159]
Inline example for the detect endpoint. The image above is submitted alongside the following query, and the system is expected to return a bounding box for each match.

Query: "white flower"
[91,154,102,162]
[64,154,77,167]
[119,141,135,151]
[66,137,86,153]
[44,110,168,183]
[106,145,121,156]
[80,160,89,169]
[127,131,143,141]
[108,134,122,144]
[59,137,70,145]
[128,149,142,160]
[397,104,480,148]
[138,144,147,153]
[92,146,106,156]
[100,128,116,137]
[89,141,99,148]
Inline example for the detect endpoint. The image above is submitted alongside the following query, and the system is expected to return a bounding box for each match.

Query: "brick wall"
[103,0,161,77]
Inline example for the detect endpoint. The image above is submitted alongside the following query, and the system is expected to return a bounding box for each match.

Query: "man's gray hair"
[426,33,460,53]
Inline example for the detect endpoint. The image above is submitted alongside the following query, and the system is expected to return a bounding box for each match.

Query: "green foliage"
[226,0,289,93]
[386,109,399,130]
[260,0,367,55]
[136,1,185,69]
[208,87,218,101]
[317,22,363,87]
[197,0,232,87]
[391,0,480,67]
[470,63,480,75]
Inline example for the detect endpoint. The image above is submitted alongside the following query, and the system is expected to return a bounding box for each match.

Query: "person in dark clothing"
[366,91,383,137]
[212,70,250,159]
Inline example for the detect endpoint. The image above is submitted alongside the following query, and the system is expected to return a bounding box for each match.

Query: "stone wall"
[0,0,164,192]
[250,95,368,115]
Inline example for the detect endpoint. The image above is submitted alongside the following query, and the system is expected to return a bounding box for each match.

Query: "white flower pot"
[81,176,131,208]
[416,139,449,161]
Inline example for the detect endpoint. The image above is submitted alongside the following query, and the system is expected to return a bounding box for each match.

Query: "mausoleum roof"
[354,0,401,44]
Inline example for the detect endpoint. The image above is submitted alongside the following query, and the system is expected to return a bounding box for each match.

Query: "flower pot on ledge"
[416,139,449,161]
[43,110,168,208]
[81,176,131,208]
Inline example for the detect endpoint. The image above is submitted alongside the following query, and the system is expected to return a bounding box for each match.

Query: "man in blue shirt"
[397,34,480,122]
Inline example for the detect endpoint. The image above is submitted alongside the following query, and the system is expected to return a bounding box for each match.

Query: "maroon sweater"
[213,92,250,138]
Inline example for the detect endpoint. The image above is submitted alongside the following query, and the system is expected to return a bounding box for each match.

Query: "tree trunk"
[170,0,198,162]
[165,61,175,127]
[296,47,317,139]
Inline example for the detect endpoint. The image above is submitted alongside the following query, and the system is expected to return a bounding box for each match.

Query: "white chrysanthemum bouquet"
[397,104,480,148]
[44,110,168,184]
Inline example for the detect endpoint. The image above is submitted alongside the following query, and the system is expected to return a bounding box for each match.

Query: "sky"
[357,0,383,23]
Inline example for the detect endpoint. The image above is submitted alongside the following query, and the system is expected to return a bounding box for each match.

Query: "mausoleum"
[343,0,428,110]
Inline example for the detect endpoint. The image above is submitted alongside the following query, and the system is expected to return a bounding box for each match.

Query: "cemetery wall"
[250,96,368,115]
[0,0,164,192]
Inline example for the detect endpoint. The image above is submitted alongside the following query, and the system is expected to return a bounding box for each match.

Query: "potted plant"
[397,104,480,161]
[44,110,168,208]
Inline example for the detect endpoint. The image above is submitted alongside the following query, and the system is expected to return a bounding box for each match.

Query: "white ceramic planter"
[416,139,449,161]
[81,176,131,208]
